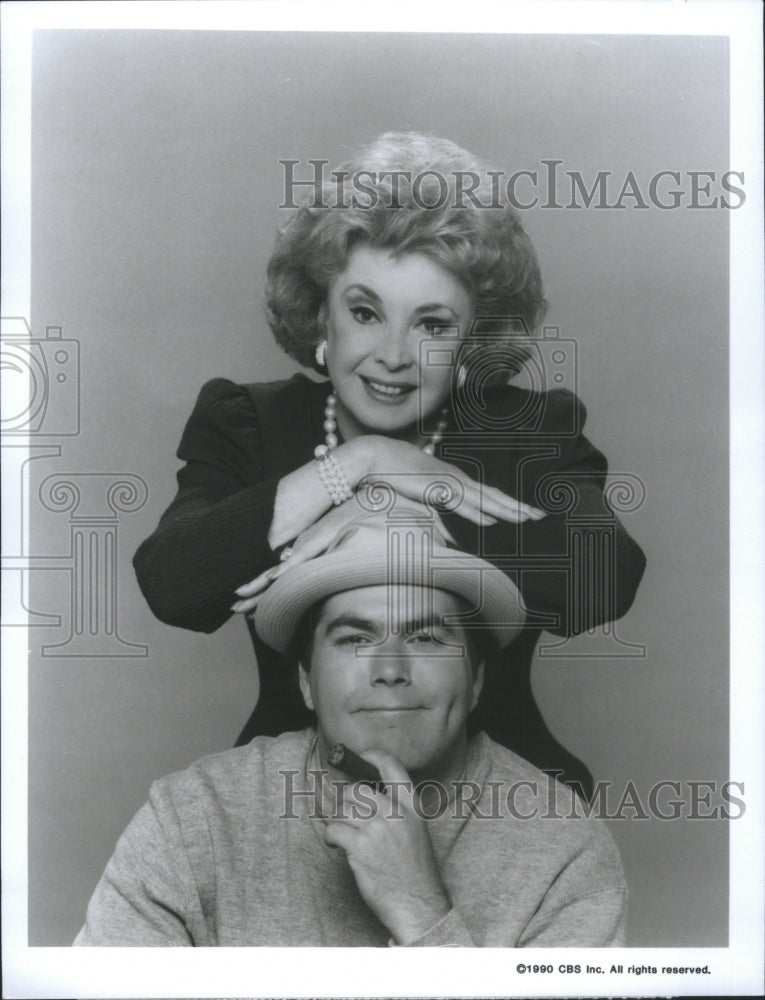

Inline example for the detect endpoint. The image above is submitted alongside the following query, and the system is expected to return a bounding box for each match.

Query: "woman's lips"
[359,376,416,403]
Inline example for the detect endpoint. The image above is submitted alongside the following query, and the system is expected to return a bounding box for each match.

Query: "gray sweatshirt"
[75,730,627,946]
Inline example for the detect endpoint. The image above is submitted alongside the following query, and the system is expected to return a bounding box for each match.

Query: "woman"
[134,132,646,795]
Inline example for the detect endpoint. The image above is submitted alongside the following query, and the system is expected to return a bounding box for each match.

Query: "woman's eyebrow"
[342,285,460,318]
[342,283,383,304]
[413,303,459,317]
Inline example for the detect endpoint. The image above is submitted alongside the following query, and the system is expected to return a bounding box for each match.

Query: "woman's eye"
[421,318,453,337]
[350,306,378,324]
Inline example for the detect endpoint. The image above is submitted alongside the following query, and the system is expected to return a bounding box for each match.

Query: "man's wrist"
[389,891,452,946]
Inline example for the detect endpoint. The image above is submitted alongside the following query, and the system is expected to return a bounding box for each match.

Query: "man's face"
[298,585,484,780]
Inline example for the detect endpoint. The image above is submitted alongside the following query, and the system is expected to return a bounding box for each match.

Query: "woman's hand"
[234,432,545,615]
[265,432,543,556]
[361,435,545,528]
[232,493,455,614]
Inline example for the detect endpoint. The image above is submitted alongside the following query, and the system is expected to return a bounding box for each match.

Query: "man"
[75,515,627,947]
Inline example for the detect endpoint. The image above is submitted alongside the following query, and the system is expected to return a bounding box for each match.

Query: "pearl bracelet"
[314,444,353,506]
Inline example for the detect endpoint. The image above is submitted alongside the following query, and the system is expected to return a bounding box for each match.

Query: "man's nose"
[374,325,413,370]
[369,655,412,686]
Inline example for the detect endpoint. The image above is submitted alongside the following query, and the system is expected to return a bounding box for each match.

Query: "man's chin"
[355,735,431,774]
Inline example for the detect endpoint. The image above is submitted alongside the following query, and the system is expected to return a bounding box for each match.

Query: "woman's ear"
[298,664,315,711]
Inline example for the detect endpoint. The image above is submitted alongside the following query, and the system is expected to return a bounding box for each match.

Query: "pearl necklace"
[321,392,449,455]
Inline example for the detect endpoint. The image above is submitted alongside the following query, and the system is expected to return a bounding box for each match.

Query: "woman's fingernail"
[231,601,246,612]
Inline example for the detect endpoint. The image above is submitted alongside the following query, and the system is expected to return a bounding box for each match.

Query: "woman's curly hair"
[265,132,547,377]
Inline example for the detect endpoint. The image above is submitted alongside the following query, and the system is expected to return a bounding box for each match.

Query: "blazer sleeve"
[441,388,646,636]
[133,379,283,633]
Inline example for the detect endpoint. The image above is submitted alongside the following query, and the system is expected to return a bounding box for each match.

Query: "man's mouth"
[355,706,425,713]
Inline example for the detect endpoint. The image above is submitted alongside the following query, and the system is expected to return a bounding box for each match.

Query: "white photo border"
[2,1,763,997]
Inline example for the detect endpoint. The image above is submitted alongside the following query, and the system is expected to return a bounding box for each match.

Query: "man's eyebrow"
[400,615,457,635]
[323,613,461,638]
[324,614,380,635]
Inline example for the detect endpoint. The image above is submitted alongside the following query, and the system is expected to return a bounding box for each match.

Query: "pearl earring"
[315,339,328,370]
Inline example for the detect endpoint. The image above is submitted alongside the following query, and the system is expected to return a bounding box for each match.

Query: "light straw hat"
[254,514,526,655]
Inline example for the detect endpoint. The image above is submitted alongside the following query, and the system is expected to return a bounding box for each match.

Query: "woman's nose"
[370,655,412,686]
[374,326,413,369]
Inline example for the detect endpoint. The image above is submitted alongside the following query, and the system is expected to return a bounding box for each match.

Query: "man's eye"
[408,632,437,645]
[350,306,378,324]
[336,634,372,646]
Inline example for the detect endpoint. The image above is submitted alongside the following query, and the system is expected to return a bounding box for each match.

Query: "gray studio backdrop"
[27,30,729,946]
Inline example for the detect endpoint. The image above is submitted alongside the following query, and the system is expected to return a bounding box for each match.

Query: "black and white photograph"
[2,1,763,997]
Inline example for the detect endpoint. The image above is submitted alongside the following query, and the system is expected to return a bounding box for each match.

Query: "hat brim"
[254,546,526,656]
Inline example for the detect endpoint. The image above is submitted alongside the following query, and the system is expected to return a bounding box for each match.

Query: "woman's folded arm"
[133,379,284,632]
[440,387,646,636]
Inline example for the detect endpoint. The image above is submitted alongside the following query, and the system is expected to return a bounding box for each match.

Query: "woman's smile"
[359,375,418,403]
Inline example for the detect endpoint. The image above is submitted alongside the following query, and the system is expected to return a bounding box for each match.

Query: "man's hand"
[322,750,452,945]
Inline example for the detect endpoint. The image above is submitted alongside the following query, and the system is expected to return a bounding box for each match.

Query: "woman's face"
[322,245,473,442]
